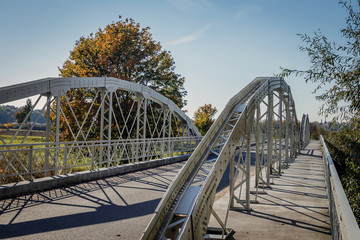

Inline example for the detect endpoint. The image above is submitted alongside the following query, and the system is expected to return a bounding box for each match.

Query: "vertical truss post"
[136,95,142,162]
[267,87,273,187]
[45,93,51,176]
[168,112,172,157]
[142,98,147,161]
[55,96,61,174]
[296,119,300,155]
[100,90,105,165]
[285,99,290,167]
[277,89,283,175]
[107,92,113,166]
[245,109,251,211]
[290,111,294,160]
[181,124,185,155]
[255,105,260,187]
[161,109,168,158]
[229,145,235,208]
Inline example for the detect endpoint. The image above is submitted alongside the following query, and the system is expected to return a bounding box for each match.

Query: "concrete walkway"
[0,162,185,240]
[211,140,331,239]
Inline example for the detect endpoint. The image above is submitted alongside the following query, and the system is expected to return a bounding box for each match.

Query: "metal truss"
[0,77,201,183]
[142,77,306,240]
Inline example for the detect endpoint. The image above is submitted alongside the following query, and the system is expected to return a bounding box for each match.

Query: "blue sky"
[0,0,348,121]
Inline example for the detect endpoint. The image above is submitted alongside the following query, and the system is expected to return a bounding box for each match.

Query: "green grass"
[0,134,45,145]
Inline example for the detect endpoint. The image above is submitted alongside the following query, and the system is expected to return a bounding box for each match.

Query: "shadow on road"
[0,197,160,239]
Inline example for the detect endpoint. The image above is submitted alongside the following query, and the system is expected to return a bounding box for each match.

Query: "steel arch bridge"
[142,77,310,240]
[0,77,201,183]
[0,76,311,239]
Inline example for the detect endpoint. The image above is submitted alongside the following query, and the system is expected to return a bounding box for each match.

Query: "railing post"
[28,146,34,181]
[91,144,95,170]
[63,143,67,174]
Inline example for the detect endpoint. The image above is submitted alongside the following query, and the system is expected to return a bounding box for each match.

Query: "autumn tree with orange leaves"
[57,17,186,140]
[194,104,217,136]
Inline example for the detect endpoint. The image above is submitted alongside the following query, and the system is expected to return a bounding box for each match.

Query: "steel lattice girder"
[141,77,304,240]
[0,77,201,182]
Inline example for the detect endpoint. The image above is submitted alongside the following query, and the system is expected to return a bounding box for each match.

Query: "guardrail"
[0,136,201,184]
[320,136,360,239]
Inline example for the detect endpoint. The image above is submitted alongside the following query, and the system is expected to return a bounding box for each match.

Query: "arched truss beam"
[142,77,302,240]
[0,77,200,136]
[0,77,201,183]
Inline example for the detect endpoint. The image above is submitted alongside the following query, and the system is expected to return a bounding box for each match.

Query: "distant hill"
[0,105,46,124]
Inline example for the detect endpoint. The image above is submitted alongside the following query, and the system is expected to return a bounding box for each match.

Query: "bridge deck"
[0,140,332,240]
[211,140,331,239]
[0,162,186,240]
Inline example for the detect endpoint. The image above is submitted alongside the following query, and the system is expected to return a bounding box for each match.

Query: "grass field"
[0,134,45,145]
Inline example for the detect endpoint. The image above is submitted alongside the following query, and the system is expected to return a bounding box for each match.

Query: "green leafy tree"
[281,1,360,119]
[15,99,32,125]
[281,0,360,225]
[194,104,217,136]
[326,119,360,225]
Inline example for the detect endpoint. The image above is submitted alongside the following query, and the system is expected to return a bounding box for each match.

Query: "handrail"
[320,135,360,239]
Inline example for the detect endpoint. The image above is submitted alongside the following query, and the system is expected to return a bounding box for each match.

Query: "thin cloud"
[235,5,263,20]
[167,24,211,46]
[165,0,214,13]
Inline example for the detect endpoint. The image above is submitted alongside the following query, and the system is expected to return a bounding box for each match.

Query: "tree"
[15,99,32,125]
[59,17,186,108]
[281,0,360,224]
[57,17,186,141]
[194,104,217,135]
[281,1,360,120]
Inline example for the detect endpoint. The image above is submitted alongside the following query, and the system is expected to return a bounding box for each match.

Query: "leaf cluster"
[281,1,360,120]
[193,104,217,136]
[15,99,32,125]
[326,118,360,225]
[59,17,186,108]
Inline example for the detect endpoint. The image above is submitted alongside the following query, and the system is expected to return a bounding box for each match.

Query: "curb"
[0,154,190,200]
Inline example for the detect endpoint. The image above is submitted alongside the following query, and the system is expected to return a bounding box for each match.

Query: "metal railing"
[0,136,202,184]
[320,136,360,239]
